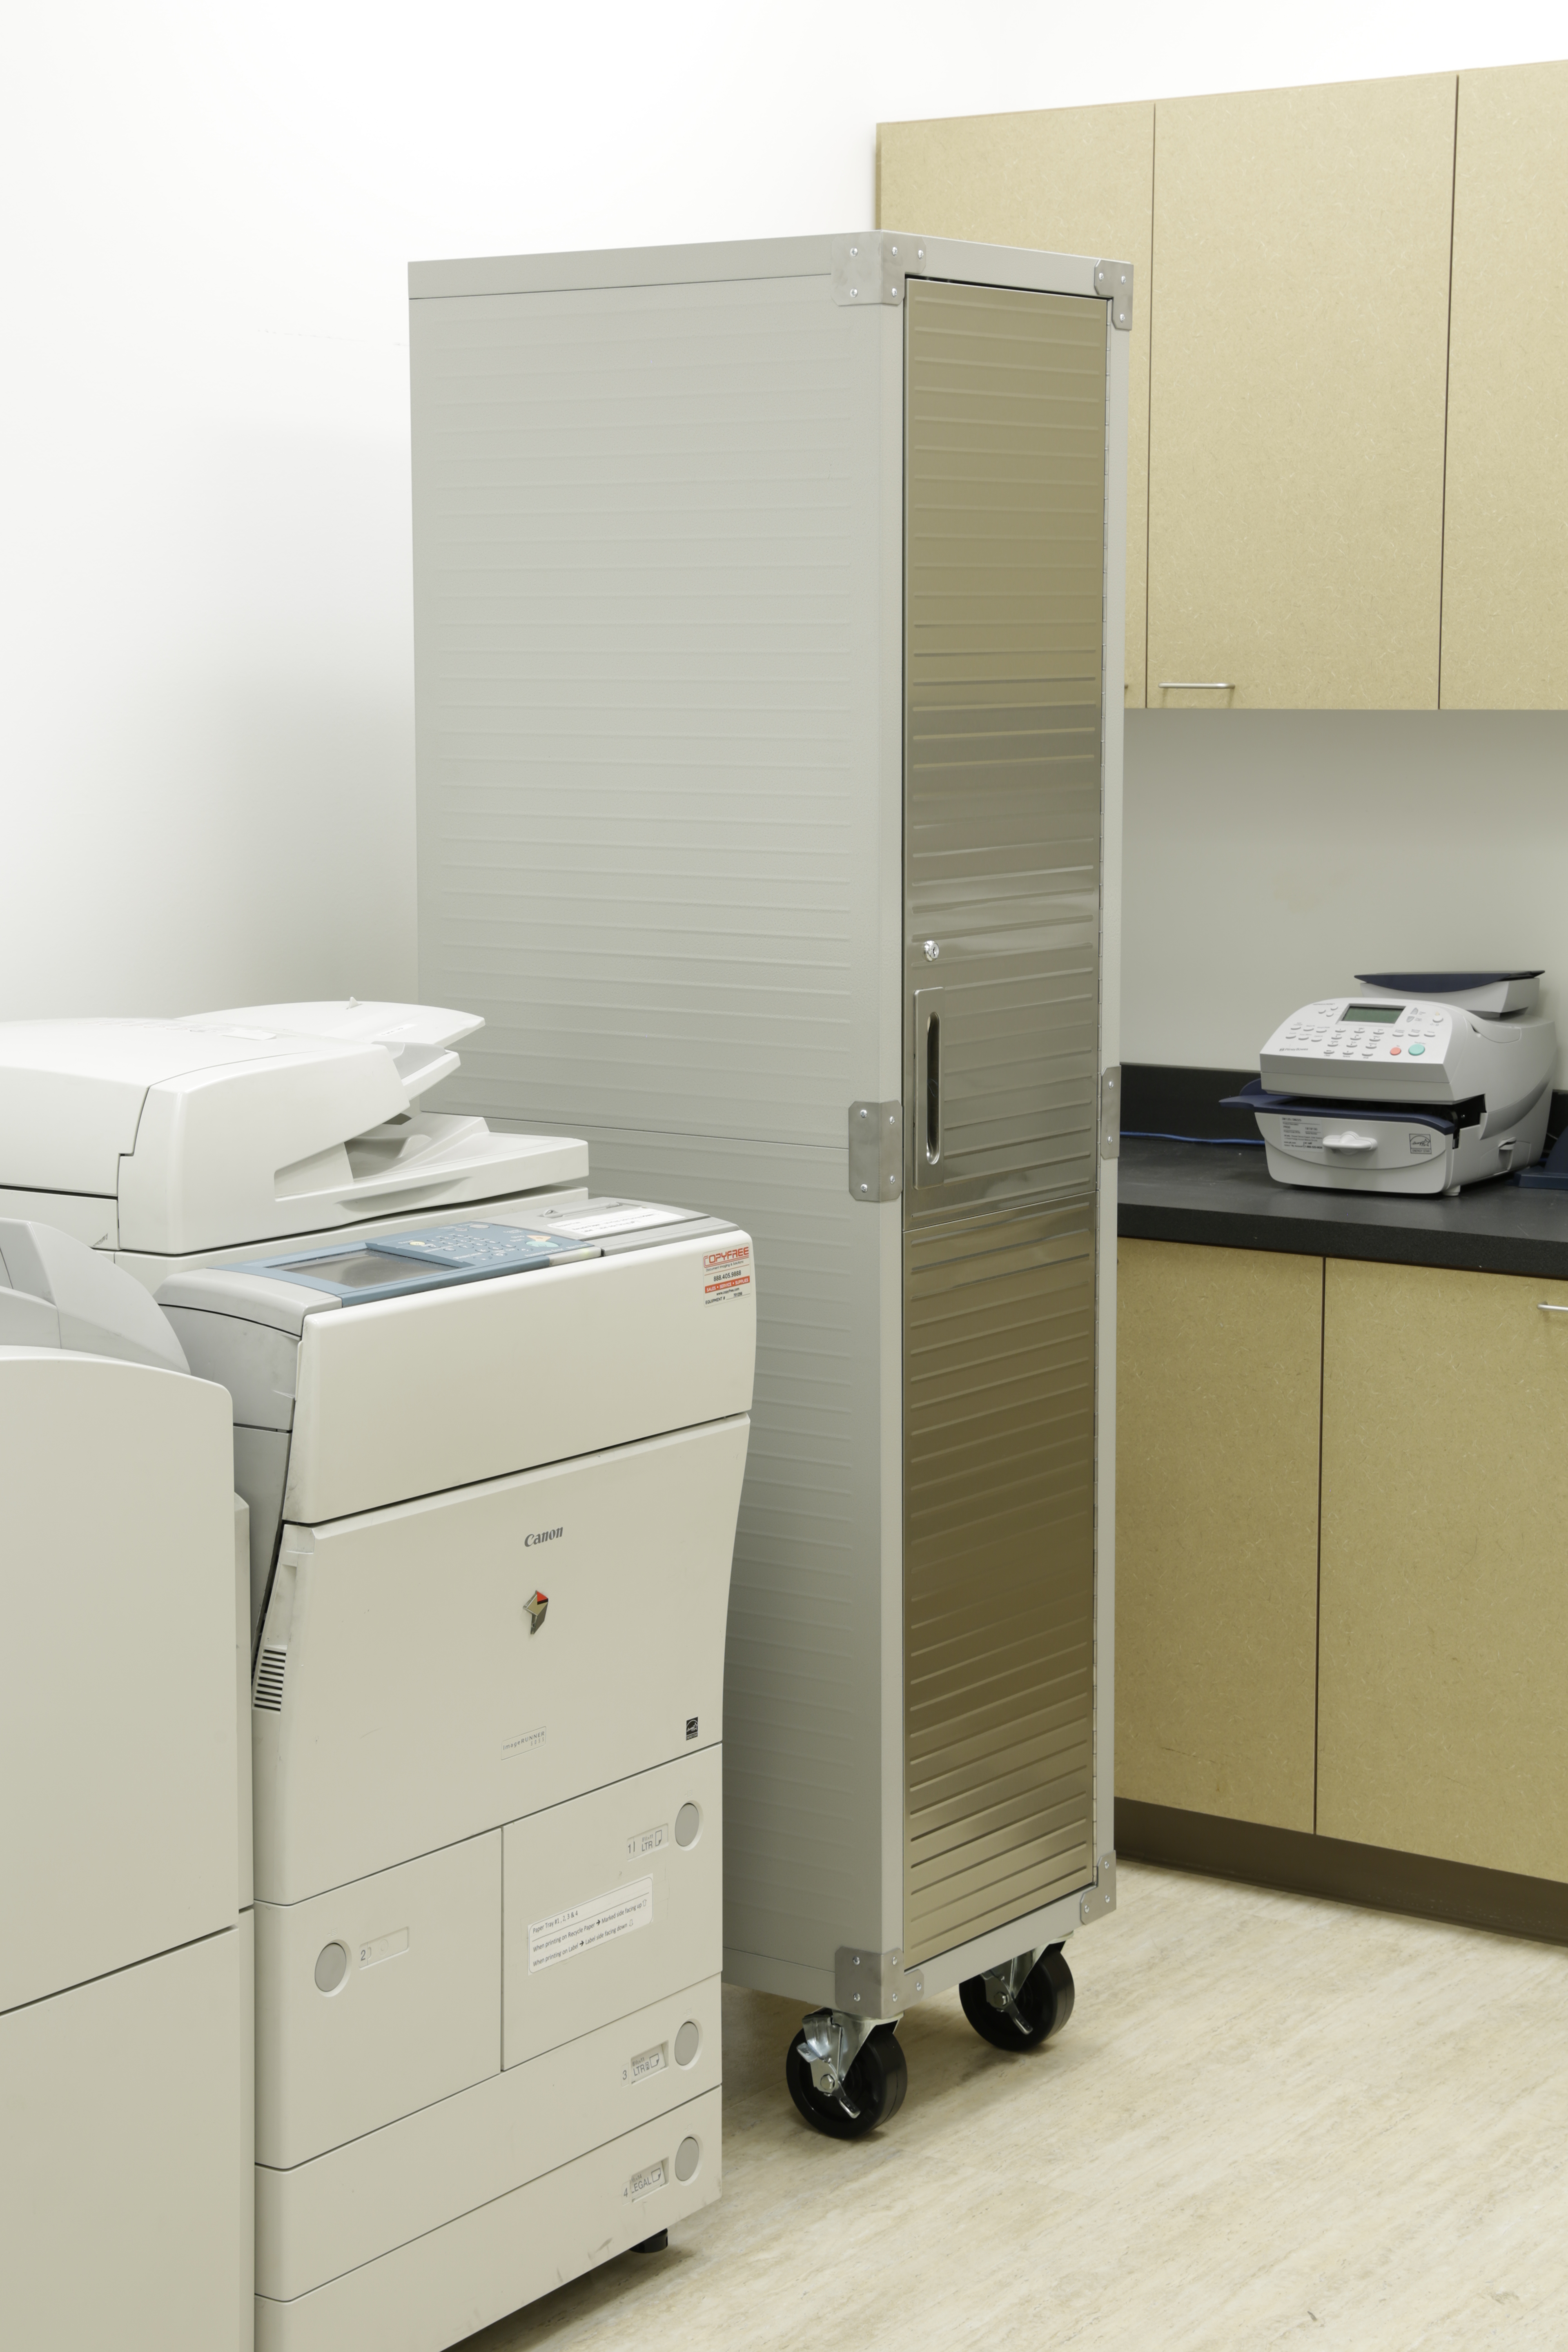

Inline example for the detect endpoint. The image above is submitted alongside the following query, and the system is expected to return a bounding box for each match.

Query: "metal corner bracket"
[834,1944,927,2014]
[1095,260,1134,331]
[1100,1066,1121,1160]
[849,1100,902,1201]
[1080,1851,1117,1925]
[831,234,926,308]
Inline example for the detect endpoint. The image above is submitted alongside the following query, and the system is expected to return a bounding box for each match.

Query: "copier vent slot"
[254,1646,288,1712]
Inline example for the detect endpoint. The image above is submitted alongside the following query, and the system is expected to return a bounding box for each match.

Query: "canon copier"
[162,1200,753,2350]
[1236,971,1557,1194]
[2,1003,755,2350]
[0,1224,251,2352]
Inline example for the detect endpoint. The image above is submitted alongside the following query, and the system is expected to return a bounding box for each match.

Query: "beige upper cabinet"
[1147,76,1456,709]
[1441,64,1568,708]
[877,103,1154,705]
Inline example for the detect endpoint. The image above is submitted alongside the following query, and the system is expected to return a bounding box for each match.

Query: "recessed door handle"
[921,1011,941,1168]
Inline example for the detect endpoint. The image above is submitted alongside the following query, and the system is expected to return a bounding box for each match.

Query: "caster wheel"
[785,2020,908,2139]
[959,1944,1075,2052]
[631,2228,669,2254]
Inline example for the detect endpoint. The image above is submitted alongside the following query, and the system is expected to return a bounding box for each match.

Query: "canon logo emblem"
[525,1528,563,1549]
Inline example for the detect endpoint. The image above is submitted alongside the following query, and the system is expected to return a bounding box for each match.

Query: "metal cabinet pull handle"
[922,1011,942,1168]
[1158,681,1236,691]
[1537,1303,1568,1313]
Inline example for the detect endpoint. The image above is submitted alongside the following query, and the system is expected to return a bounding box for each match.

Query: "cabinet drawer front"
[502,1750,721,2070]
[256,1833,501,2168]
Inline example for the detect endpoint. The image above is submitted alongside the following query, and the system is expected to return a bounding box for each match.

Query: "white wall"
[2,2,1563,1020]
[1124,713,1568,1082]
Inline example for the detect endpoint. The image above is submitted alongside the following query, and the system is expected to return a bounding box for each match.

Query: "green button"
[1408,1042,1425,1056]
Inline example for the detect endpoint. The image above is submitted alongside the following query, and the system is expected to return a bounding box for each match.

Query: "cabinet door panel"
[1319,1258,1568,1878]
[1441,63,1568,708]
[1116,1238,1322,1829]
[877,100,1154,706]
[1147,76,1455,709]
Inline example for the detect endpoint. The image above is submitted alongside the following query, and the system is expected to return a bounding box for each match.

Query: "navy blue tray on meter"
[233,1222,603,1305]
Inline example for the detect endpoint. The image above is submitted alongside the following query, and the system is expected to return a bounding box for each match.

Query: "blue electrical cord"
[1120,1130,1265,1147]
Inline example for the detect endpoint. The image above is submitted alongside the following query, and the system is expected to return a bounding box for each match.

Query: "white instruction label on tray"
[627,2158,667,2201]
[628,2042,667,2084]
[1279,1116,1325,1150]
[550,1205,693,1239]
[702,1242,752,1306]
[529,1876,653,1973]
[627,1822,668,1861]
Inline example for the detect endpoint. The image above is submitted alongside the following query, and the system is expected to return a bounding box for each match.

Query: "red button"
[1390,1046,1402,1054]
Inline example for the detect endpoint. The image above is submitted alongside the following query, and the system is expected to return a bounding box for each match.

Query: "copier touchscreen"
[261,1221,601,1302]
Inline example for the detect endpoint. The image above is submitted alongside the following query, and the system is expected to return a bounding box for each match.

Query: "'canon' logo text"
[525,1528,563,1549]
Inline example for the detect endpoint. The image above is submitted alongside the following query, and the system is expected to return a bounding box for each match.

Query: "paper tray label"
[528,1876,653,1973]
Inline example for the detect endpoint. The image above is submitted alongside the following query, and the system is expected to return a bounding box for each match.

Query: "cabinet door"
[877,100,1154,704]
[1441,63,1568,708]
[1147,76,1456,709]
[1116,1238,1323,1830]
[1319,1258,1568,1879]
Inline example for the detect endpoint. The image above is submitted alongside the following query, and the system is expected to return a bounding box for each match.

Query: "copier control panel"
[246,1221,602,1304]
[1264,999,1452,1069]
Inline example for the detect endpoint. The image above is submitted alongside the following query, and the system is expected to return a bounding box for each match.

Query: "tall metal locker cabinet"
[411,232,1128,2134]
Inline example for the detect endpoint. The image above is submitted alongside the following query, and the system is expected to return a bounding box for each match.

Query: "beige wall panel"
[878,103,1154,706]
[1147,76,1455,709]
[1320,1258,1568,1879]
[1441,63,1568,709]
[1116,1238,1322,1829]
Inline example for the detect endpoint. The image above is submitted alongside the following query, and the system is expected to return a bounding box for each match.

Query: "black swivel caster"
[785,2012,908,2138]
[958,1944,1075,2052]
[631,2229,669,2253]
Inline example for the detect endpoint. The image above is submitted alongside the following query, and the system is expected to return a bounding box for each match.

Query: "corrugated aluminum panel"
[903,1205,1096,1964]
[412,274,889,1152]
[901,278,1104,1962]
[903,279,1106,1216]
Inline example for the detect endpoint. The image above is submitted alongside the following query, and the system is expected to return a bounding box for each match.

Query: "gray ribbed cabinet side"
[410,272,906,1996]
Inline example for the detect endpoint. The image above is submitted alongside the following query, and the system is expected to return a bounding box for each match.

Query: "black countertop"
[1118,1135,1568,1279]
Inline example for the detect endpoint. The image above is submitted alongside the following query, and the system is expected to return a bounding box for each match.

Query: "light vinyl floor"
[466,1863,1568,2351]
